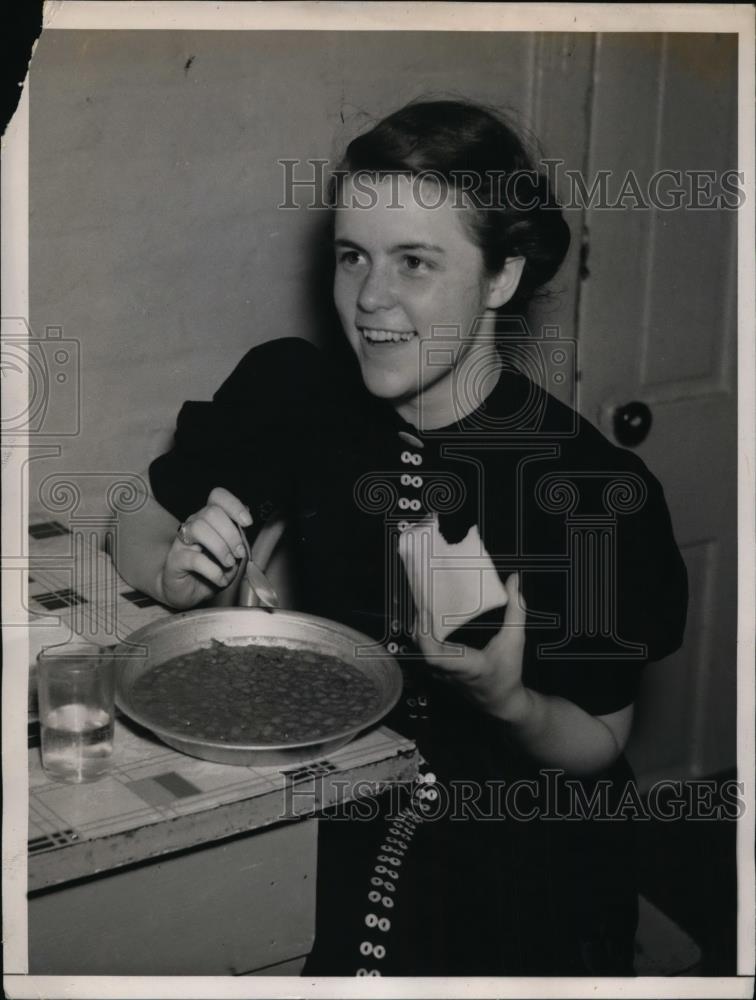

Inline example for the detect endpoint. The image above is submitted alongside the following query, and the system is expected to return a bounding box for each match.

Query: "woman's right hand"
[159,487,253,609]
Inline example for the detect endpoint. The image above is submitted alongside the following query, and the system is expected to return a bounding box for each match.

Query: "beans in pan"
[129,640,380,744]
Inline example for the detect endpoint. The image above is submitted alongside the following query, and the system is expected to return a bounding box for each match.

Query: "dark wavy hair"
[332,99,571,312]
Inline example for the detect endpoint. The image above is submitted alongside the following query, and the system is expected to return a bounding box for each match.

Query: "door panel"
[576,34,738,784]
[529,33,594,408]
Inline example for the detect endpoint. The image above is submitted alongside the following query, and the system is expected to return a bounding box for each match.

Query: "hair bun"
[337,99,572,309]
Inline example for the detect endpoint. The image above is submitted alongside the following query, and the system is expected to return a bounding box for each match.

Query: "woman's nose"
[357,263,395,312]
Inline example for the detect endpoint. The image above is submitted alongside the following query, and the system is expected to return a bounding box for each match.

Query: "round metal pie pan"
[114,607,403,766]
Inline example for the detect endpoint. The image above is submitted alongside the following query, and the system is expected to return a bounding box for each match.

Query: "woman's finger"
[207,487,253,528]
[202,503,248,558]
[179,516,237,568]
[414,628,473,678]
[487,572,527,655]
[504,572,526,625]
[414,628,447,663]
[175,545,239,588]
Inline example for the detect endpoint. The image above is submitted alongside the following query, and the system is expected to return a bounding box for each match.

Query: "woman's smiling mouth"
[359,326,417,344]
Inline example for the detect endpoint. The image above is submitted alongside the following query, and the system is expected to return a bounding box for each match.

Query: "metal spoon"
[237,526,280,610]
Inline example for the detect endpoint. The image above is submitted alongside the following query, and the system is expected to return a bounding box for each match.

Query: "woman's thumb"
[503,572,526,627]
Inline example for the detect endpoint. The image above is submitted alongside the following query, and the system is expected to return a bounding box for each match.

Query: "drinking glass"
[37,642,116,783]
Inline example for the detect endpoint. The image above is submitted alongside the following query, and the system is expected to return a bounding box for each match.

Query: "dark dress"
[149,336,688,976]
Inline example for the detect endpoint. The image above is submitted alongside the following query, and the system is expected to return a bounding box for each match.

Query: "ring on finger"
[177,521,193,546]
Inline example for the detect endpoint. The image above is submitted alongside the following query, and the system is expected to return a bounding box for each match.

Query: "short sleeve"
[528,658,647,718]
[149,337,324,525]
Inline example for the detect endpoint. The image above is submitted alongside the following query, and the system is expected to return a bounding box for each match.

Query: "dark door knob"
[613,401,652,448]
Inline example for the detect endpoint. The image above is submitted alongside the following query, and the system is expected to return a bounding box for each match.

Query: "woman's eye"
[402,255,430,273]
[337,249,364,267]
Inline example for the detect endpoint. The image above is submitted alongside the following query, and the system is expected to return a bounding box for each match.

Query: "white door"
[573,34,738,785]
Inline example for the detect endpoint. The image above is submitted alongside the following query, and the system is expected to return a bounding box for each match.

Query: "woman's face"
[333,174,517,429]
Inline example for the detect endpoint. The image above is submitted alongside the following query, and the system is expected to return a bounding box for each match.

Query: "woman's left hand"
[414,572,531,721]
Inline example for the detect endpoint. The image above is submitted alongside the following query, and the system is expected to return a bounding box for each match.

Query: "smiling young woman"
[332,172,524,429]
[116,99,687,976]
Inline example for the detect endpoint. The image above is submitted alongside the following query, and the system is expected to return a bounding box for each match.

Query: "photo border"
[2,3,754,998]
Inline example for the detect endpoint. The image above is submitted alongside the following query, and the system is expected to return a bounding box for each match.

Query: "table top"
[27,514,418,892]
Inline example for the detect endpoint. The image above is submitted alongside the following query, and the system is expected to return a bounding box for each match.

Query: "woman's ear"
[485,257,526,309]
